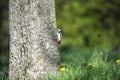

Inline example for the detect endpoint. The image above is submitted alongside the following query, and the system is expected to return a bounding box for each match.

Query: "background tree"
[9,0,60,80]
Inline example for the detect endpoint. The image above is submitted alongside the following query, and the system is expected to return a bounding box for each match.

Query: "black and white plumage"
[57,28,62,45]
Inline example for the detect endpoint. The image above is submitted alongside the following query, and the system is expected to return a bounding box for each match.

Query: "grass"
[0,75,8,80]
[1,48,120,80]
[49,48,120,80]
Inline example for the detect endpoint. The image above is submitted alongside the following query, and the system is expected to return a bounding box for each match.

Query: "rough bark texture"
[9,0,60,80]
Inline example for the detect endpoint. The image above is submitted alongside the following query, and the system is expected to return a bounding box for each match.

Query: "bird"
[57,28,62,45]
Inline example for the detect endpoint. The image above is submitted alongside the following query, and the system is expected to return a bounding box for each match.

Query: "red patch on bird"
[58,41,61,45]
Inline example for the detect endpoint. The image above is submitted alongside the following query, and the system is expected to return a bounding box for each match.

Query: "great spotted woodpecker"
[57,28,62,45]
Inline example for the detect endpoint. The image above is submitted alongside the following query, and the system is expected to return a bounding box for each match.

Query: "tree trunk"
[9,0,60,80]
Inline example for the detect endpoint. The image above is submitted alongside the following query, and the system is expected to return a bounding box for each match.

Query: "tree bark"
[9,0,60,80]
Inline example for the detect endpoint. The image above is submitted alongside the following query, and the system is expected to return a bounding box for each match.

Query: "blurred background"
[0,0,120,74]
[0,0,9,72]
[56,0,120,51]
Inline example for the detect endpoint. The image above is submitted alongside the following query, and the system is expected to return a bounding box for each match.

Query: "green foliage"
[0,76,8,80]
[0,0,9,73]
[49,48,120,80]
[0,54,9,71]
[56,0,120,50]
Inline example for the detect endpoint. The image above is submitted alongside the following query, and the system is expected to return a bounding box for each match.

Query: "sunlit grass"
[49,48,120,80]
